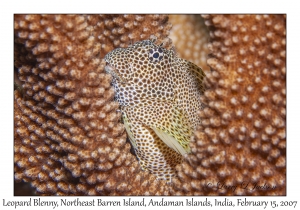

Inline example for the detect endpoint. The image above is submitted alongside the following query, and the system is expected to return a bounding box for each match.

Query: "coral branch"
[172,14,286,195]
[14,14,171,195]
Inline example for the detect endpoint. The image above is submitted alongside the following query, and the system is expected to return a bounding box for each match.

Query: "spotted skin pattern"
[105,39,205,181]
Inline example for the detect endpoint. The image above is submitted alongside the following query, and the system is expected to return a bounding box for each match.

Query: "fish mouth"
[104,63,115,74]
[105,63,124,83]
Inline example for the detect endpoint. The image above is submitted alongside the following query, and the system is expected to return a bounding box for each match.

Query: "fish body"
[105,39,204,181]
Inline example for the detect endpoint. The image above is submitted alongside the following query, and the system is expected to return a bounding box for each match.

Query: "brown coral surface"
[172,14,286,195]
[14,14,286,196]
[14,14,171,195]
[169,14,210,72]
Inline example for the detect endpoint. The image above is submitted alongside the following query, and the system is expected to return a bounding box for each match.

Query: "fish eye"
[148,47,164,62]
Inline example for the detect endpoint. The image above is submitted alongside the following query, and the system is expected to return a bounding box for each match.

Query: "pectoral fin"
[122,112,137,149]
[151,126,188,156]
[125,100,192,155]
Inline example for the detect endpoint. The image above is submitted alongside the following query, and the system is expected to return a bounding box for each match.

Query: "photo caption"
[2,198,298,209]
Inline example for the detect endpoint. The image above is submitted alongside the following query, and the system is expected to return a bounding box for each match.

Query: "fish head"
[104,40,175,84]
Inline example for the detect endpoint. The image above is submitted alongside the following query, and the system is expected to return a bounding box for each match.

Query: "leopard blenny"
[104,39,205,181]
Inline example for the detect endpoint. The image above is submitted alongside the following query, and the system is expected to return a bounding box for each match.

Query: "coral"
[169,15,210,72]
[14,14,171,195]
[172,14,286,195]
[14,14,286,196]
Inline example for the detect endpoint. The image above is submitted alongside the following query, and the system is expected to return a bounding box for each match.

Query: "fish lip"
[105,64,125,82]
[105,63,114,69]
[104,64,115,74]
